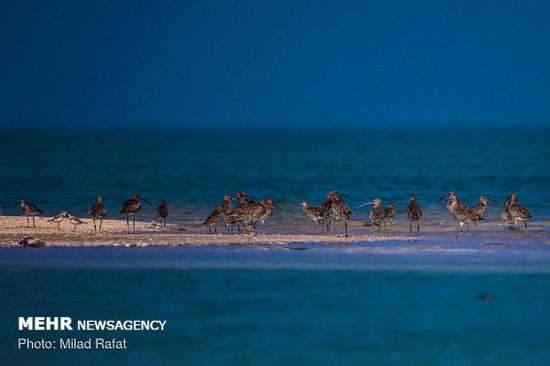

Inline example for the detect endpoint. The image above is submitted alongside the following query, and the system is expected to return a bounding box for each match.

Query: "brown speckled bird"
[383,203,396,225]
[156,200,169,227]
[501,198,513,230]
[203,205,222,233]
[357,198,385,231]
[257,199,281,230]
[405,194,423,232]
[507,192,532,232]
[120,194,152,233]
[468,195,498,225]
[296,201,323,226]
[19,200,43,228]
[320,190,353,236]
[449,196,477,232]
[89,195,107,233]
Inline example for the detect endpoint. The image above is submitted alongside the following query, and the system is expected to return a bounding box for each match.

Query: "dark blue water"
[2,264,549,365]
[0,129,548,224]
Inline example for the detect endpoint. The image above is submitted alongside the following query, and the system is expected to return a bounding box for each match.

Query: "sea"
[0,128,549,364]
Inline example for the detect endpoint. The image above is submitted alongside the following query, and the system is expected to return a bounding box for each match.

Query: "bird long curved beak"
[337,192,353,201]
[436,193,450,203]
[274,204,282,210]
[140,198,153,206]
[487,198,499,204]
[355,202,374,210]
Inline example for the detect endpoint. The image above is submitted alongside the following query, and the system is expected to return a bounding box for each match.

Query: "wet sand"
[0,216,548,247]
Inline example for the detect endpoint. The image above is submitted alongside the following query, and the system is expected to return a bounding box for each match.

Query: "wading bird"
[383,203,397,225]
[356,198,385,231]
[19,200,43,228]
[120,194,152,233]
[449,196,476,232]
[69,214,87,233]
[257,199,281,230]
[48,211,67,232]
[405,194,422,232]
[501,198,513,230]
[296,201,323,226]
[203,206,222,233]
[469,195,498,225]
[89,195,107,233]
[156,200,169,227]
[320,190,353,237]
[507,192,532,232]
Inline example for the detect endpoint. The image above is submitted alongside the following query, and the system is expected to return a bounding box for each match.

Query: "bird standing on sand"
[507,192,532,232]
[296,201,323,226]
[19,200,43,227]
[449,196,476,232]
[223,211,239,234]
[203,206,222,233]
[68,214,87,233]
[48,211,67,232]
[257,199,281,230]
[156,200,169,227]
[383,203,397,225]
[120,194,152,233]
[405,194,422,232]
[501,198,513,230]
[357,198,385,231]
[469,195,498,225]
[89,195,107,233]
[319,190,353,236]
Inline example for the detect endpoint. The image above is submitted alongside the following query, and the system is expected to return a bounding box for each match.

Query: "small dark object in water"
[19,236,47,248]
[476,293,494,301]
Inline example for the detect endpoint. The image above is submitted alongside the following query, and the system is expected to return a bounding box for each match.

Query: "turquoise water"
[0,129,548,224]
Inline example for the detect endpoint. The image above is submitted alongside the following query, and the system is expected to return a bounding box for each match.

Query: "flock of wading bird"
[3,190,533,236]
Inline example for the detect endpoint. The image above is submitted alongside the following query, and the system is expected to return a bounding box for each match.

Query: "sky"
[1,0,550,130]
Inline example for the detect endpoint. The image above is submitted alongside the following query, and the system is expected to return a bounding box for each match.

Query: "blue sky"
[1,0,549,129]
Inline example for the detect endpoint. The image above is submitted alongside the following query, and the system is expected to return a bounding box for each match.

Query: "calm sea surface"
[1,128,549,364]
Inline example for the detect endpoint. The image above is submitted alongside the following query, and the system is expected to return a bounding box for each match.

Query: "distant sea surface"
[0,128,548,224]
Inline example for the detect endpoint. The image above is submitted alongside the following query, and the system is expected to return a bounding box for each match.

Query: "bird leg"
[417,222,420,232]
[126,215,130,232]
[345,220,348,237]
[164,218,166,228]
[409,222,412,232]
[133,215,136,233]
[33,217,36,227]
[93,218,97,233]
[524,221,528,232]
[99,218,103,232]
